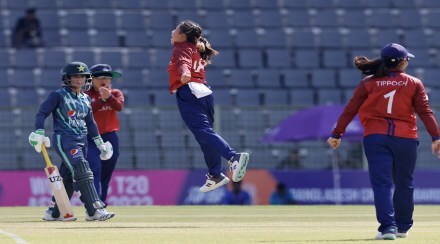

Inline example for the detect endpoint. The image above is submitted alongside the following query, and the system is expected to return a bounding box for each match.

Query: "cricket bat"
[41,144,75,219]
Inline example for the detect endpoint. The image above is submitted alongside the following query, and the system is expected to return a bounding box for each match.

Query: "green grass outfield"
[0,205,439,243]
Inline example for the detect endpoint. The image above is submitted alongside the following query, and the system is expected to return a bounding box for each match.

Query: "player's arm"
[106,89,124,111]
[412,82,440,157]
[174,45,192,83]
[328,81,368,149]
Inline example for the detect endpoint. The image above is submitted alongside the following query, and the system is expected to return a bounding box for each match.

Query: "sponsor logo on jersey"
[68,110,76,117]
[70,148,78,155]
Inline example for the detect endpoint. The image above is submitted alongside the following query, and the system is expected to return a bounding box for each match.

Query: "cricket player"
[168,20,250,192]
[327,43,440,240]
[29,61,116,221]
[85,64,124,206]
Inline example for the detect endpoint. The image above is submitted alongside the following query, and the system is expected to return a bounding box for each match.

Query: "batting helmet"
[61,62,92,90]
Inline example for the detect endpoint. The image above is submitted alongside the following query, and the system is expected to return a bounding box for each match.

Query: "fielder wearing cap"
[381,43,415,62]
[90,64,122,78]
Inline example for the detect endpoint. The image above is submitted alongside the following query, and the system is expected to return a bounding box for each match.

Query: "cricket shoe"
[228,153,250,182]
[396,230,409,238]
[375,226,397,240]
[199,173,230,192]
[42,209,77,221]
[85,208,115,221]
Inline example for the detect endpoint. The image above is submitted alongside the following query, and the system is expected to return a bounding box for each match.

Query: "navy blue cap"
[381,43,415,60]
[90,64,122,78]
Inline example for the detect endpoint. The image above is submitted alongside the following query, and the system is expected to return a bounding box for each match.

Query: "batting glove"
[29,129,50,153]
[94,137,113,160]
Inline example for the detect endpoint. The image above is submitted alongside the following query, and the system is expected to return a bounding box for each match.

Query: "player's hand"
[94,137,113,160]
[99,87,112,101]
[29,129,50,153]
[181,73,191,83]
[327,137,341,149]
[432,139,440,159]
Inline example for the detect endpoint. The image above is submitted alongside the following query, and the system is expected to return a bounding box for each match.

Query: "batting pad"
[73,160,104,216]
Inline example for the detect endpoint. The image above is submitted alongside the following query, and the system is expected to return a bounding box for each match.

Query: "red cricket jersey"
[167,41,206,93]
[85,88,124,134]
[333,71,440,139]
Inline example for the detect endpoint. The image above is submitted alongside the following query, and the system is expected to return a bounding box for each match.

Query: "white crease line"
[0,229,28,244]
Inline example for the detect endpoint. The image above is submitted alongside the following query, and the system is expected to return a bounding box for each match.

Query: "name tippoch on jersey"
[375,80,409,87]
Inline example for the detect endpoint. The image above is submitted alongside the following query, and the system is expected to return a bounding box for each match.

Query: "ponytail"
[197,37,219,63]
[354,56,388,77]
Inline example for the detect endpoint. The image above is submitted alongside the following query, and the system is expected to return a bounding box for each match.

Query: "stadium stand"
[0,0,439,171]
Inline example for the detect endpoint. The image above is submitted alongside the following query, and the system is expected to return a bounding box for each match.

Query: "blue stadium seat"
[362,0,392,8]
[210,49,235,68]
[34,0,60,8]
[14,89,40,106]
[307,0,334,8]
[397,9,422,28]
[114,0,142,9]
[99,51,123,68]
[213,89,233,105]
[150,49,171,68]
[116,147,135,169]
[64,13,89,29]
[291,30,315,48]
[390,0,416,7]
[125,89,151,107]
[317,89,342,105]
[148,11,174,30]
[40,69,63,88]
[157,109,185,131]
[71,50,96,65]
[65,30,91,47]
[60,0,88,8]
[234,89,261,106]
[206,69,227,86]
[204,11,230,29]
[7,11,22,29]
[294,50,319,68]
[261,29,288,48]
[263,90,288,105]
[199,0,224,9]
[311,69,336,87]
[15,50,38,68]
[151,30,172,48]
[39,11,60,29]
[286,10,311,27]
[341,10,367,28]
[95,30,119,47]
[266,109,291,127]
[428,88,440,106]
[93,11,117,30]
[127,50,150,68]
[317,30,344,48]
[266,49,292,68]
[407,49,431,67]
[153,91,177,106]
[418,0,440,7]
[403,30,429,49]
[0,90,11,107]
[43,30,62,47]
[12,69,36,87]
[0,31,5,47]
[290,89,315,107]
[234,29,260,48]
[118,69,145,88]
[175,11,203,25]
[0,69,10,88]
[430,32,440,48]
[257,11,283,28]
[345,29,372,48]
[323,50,348,68]
[4,0,30,8]
[333,0,362,8]
[135,149,162,169]
[368,11,395,28]
[120,12,145,30]
[253,0,280,9]
[375,30,400,48]
[206,29,233,49]
[255,69,281,88]
[343,89,355,103]
[226,69,254,87]
[224,0,252,9]
[422,68,440,87]
[0,50,11,68]
[147,69,168,88]
[349,49,378,61]
[237,110,266,130]
[279,0,307,8]
[43,50,67,68]
[219,131,241,148]
[162,150,191,169]
[230,10,256,28]
[237,49,263,68]
[313,10,340,27]
[170,0,197,9]
[124,30,150,47]
[339,69,363,88]
[283,69,309,88]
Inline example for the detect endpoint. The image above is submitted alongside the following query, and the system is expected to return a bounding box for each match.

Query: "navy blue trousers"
[176,84,236,176]
[54,134,88,180]
[363,134,418,233]
[87,131,120,203]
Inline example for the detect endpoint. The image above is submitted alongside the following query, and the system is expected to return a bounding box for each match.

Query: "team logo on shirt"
[70,148,78,155]
[68,110,76,117]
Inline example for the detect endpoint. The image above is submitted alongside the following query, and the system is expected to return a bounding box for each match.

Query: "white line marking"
[0,229,28,244]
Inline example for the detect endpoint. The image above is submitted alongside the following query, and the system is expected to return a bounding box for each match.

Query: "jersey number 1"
[383,90,396,114]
